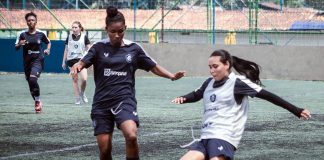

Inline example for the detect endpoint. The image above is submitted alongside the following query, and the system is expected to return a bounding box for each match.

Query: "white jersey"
[200,72,262,148]
[67,33,86,60]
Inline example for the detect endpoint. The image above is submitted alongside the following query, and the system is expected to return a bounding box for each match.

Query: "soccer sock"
[28,77,40,99]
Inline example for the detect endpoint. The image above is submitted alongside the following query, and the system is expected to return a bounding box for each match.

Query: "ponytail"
[210,50,262,86]
[232,56,262,86]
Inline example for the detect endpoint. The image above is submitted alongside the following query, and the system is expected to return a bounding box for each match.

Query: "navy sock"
[28,77,40,99]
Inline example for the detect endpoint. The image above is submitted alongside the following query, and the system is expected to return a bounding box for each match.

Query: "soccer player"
[172,49,311,160]
[70,6,185,160]
[15,12,51,114]
[62,21,91,105]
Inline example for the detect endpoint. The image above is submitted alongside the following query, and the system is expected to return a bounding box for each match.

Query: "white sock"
[35,96,40,101]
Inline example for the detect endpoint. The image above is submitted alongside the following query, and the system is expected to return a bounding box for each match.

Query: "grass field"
[0,73,323,160]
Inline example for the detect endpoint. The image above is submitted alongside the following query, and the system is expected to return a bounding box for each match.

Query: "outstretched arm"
[255,89,311,120]
[150,64,185,81]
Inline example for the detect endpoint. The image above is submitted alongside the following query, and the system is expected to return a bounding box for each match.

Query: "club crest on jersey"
[104,52,109,57]
[74,44,79,49]
[125,54,132,63]
[210,94,216,102]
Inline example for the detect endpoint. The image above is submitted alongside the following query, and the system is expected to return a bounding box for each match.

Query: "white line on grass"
[0,130,182,159]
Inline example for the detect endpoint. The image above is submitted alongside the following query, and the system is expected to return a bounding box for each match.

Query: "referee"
[15,12,51,113]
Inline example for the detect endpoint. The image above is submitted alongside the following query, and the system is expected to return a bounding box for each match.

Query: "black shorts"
[66,58,81,68]
[190,139,235,160]
[91,99,139,136]
[23,57,44,80]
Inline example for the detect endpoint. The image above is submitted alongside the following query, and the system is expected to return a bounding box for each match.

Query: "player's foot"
[81,94,88,103]
[75,97,82,105]
[35,101,42,113]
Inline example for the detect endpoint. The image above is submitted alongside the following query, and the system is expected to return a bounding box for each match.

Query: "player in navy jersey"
[172,50,311,160]
[70,6,185,160]
[15,12,51,114]
[62,21,91,105]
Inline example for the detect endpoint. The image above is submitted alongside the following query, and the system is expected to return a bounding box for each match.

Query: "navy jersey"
[81,39,156,111]
[16,29,50,60]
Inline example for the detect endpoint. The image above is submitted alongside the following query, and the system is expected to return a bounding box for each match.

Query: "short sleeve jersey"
[81,39,157,112]
[16,29,50,59]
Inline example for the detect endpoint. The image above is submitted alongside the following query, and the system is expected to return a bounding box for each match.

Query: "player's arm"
[150,64,185,81]
[255,89,311,120]
[62,45,68,70]
[172,78,211,104]
[44,42,51,55]
[15,34,27,50]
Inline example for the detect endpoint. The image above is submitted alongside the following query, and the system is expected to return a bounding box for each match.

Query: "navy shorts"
[91,99,139,136]
[190,139,235,160]
[24,57,44,80]
[66,58,81,68]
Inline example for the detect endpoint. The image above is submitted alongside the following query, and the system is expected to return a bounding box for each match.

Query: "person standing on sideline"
[15,12,51,114]
[172,49,311,160]
[62,21,91,105]
[71,6,185,160]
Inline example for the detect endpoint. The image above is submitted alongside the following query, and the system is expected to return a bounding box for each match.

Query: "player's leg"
[29,59,43,113]
[70,69,81,104]
[180,150,205,160]
[120,120,139,160]
[115,100,140,160]
[96,133,113,160]
[79,68,88,103]
[91,111,115,160]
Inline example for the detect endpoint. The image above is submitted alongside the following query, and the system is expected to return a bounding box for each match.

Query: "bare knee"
[124,132,137,143]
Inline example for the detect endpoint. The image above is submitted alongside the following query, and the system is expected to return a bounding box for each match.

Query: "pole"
[161,0,164,43]
[133,0,136,41]
[212,0,216,45]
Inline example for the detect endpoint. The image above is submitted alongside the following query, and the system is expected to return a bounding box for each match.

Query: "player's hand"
[300,109,311,120]
[171,97,186,104]
[19,40,28,46]
[171,71,186,81]
[62,62,66,70]
[44,49,50,55]
[70,62,82,76]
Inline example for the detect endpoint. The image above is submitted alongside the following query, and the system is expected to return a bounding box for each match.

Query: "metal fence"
[1,0,323,46]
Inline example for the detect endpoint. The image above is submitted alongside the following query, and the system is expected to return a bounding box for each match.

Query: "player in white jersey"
[62,21,91,105]
[172,49,311,160]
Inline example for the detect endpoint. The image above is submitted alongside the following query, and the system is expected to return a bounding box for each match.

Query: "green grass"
[0,73,323,160]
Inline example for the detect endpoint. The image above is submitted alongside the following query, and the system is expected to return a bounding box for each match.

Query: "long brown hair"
[210,49,262,86]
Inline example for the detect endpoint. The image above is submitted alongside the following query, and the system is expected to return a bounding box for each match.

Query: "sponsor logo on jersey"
[125,54,132,63]
[27,50,40,54]
[74,44,79,49]
[104,68,127,76]
[133,111,138,116]
[104,52,109,57]
[210,94,216,102]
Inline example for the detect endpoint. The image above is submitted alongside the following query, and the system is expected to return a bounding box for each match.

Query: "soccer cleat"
[35,101,42,113]
[75,98,82,105]
[81,94,88,103]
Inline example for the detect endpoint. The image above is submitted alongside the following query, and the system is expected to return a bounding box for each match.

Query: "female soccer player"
[71,6,185,160]
[62,21,91,105]
[15,12,51,113]
[172,49,311,160]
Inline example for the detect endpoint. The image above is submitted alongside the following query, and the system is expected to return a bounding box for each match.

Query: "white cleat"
[81,94,88,103]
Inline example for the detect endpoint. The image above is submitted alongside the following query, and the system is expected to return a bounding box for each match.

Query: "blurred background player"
[15,12,51,113]
[62,21,91,105]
